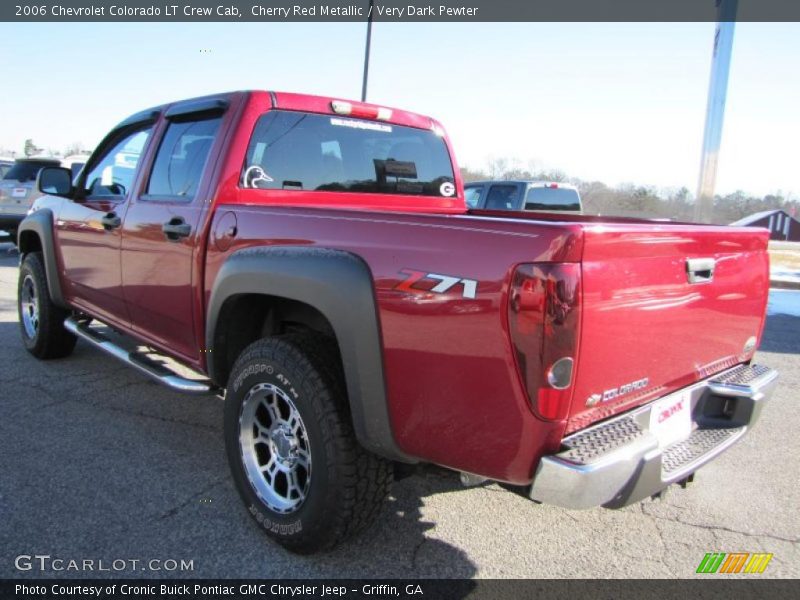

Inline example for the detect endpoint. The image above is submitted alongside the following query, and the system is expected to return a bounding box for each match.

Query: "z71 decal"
[395,269,478,299]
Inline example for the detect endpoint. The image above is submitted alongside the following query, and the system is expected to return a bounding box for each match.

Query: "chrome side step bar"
[64,317,216,395]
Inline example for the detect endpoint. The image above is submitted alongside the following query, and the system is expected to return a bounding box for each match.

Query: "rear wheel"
[224,333,392,554]
[18,251,76,359]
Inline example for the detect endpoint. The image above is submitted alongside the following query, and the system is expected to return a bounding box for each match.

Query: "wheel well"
[212,294,339,387]
[18,230,42,255]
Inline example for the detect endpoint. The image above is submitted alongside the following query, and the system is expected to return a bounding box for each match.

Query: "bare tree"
[460,166,488,183]
[486,156,510,179]
[474,155,787,223]
[63,142,87,157]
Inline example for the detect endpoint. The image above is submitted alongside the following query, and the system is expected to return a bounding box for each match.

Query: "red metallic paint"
[56,197,131,326]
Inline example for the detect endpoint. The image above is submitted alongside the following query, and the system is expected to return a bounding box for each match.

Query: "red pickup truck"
[17,90,778,553]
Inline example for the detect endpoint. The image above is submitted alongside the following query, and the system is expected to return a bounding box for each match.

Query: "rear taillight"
[508,263,581,421]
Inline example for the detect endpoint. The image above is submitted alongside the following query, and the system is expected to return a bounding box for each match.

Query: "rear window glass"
[525,187,581,211]
[3,161,57,182]
[242,111,455,197]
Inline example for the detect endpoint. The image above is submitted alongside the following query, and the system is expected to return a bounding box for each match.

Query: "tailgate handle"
[686,258,715,284]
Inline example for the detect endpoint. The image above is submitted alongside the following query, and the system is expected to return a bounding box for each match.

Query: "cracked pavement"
[0,241,798,578]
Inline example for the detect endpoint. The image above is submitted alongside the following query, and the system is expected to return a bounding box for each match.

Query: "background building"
[733,209,800,241]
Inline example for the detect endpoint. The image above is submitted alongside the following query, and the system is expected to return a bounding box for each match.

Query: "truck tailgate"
[567,224,770,434]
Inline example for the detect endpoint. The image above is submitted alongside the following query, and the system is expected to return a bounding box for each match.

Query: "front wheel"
[18,251,76,359]
[224,333,392,554]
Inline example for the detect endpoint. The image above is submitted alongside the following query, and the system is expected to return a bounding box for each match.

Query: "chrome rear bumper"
[529,364,778,509]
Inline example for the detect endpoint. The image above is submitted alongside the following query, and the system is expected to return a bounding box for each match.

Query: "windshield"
[3,160,57,182]
[242,110,455,197]
[525,186,581,211]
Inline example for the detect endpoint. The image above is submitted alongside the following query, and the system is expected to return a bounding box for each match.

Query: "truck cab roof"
[466,179,578,190]
[116,90,442,132]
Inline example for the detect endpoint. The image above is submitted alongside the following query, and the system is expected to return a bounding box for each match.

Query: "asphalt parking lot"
[0,240,798,579]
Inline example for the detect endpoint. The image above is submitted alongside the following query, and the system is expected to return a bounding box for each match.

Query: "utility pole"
[361,0,375,102]
[694,0,738,223]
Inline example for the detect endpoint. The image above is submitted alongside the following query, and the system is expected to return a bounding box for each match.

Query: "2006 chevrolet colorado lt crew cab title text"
[16,90,778,553]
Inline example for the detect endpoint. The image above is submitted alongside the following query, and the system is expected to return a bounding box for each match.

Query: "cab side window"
[146,116,221,200]
[83,129,151,198]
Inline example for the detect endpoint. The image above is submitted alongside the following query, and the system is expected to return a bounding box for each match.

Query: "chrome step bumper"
[529,364,778,509]
[64,317,216,395]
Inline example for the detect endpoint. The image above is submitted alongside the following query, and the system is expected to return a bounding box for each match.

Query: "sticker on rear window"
[330,118,392,133]
[439,182,455,197]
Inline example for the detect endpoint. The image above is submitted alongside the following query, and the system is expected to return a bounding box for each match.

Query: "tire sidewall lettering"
[232,363,274,392]
[249,504,303,534]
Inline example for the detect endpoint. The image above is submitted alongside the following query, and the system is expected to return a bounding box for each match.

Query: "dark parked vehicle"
[465,180,583,213]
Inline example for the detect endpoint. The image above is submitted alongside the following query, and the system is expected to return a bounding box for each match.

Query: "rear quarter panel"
[204,207,583,483]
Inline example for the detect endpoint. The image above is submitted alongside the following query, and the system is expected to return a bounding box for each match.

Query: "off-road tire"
[18,251,76,359]
[224,333,393,554]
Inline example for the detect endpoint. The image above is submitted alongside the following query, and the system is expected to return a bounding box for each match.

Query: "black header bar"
[4,0,800,23]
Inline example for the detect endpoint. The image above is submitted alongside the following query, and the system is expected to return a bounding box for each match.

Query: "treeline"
[0,139,89,159]
[460,164,798,224]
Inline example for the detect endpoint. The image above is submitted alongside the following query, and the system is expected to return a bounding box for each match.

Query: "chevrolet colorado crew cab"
[17,90,778,553]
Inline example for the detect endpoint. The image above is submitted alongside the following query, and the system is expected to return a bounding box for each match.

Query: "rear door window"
[147,116,222,199]
[484,184,519,210]
[242,111,455,197]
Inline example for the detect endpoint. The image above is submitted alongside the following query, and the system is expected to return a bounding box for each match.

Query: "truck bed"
[206,204,770,483]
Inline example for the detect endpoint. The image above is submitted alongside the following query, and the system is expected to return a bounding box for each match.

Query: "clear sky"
[0,22,797,197]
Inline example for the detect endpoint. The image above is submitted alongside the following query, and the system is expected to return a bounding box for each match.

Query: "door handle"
[162,217,192,241]
[101,212,121,230]
[686,257,715,284]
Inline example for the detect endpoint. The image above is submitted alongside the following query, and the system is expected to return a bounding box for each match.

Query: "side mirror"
[37,167,73,197]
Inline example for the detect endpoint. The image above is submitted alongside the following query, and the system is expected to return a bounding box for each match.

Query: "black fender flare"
[17,209,67,307]
[206,246,414,463]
